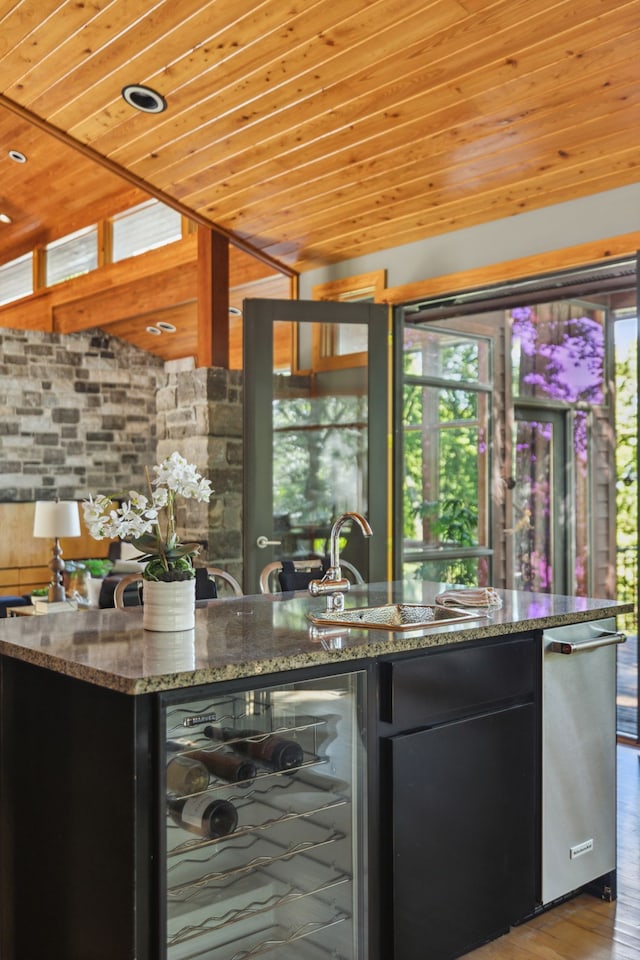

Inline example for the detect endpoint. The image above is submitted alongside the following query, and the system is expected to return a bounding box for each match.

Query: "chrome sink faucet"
[308,512,373,613]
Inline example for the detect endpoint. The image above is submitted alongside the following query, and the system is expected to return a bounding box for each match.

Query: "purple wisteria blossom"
[511,305,603,594]
[512,306,605,405]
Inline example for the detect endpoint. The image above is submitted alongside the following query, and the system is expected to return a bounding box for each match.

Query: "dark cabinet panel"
[0,657,155,959]
[381,636,536,728]
[390,702,537,960]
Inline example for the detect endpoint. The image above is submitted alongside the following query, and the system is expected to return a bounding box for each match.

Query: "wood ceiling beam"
[53,263,196,334]
[197,228,230,369]
[0,291,53,333]
[381,230,640,304]
[0,93,297,281]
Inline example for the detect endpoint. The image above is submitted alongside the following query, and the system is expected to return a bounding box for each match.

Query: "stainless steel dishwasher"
[541,617,626,905]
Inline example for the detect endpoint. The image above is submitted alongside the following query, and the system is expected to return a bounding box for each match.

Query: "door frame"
[512,405,571,594]
[394,312,500,585]
[243,297,390,593]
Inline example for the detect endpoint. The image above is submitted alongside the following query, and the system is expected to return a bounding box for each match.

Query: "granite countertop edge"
[0,585,631,695]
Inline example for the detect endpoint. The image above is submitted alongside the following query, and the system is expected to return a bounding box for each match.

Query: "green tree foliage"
[273,394,367,526]
[614,329,638,631]
[616,343,638,548]
[403,382,480,545]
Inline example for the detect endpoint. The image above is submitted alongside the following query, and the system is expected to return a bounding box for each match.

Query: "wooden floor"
[463,743,640,960]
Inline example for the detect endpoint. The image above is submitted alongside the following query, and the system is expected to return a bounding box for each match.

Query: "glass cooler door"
[161,671,367,960]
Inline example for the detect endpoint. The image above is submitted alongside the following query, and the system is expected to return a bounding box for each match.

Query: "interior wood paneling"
[382,231,640,305]
[0,229,292,362]
[0,0,638,280]
[0,109,148,265]
[0,503,112,596]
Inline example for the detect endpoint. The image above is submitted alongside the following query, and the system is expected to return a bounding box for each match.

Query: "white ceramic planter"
[142,578,196,632]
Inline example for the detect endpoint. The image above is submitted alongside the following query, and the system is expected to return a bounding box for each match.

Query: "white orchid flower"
[83,452,213,578]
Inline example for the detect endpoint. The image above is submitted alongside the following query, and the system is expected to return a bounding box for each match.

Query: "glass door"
[512,408,569,594]
[399,319,495,585]
[243,298,389,593]
[614,308,638,739]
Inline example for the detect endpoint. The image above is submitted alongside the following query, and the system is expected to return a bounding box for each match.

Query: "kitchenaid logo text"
[569,839,594,859]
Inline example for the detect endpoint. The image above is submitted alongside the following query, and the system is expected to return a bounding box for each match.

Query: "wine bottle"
[204,725,304,771]
[186,748,257,784]
[166,754,210,795]
[168,794,238,839]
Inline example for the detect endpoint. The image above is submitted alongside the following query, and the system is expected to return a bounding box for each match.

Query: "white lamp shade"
[33,500,81,539]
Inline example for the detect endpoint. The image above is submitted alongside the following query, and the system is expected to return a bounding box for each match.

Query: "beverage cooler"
[159,670,367,960]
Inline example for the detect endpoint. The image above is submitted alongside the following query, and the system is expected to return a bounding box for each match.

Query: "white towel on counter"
[435,587,502,609]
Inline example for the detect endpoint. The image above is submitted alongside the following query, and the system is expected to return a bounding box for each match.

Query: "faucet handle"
[308,575,350,597]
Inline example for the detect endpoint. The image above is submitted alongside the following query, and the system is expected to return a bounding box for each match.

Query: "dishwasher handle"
[548,631,626,655]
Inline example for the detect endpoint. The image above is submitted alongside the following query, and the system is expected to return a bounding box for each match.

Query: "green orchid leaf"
[165,542,201,559]
[130,534,160,553]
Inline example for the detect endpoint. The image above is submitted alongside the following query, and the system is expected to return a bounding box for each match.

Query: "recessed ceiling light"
[156,321,176,332]
[122,84,167,114]
[229,306,242,316]
[0,213,12,224]
[146,325,162,335]
[8,150,27,163]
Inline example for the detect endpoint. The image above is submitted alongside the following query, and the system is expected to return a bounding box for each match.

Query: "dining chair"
[200,566,243,598]
[259,557,364,594]
[113,567,243,609]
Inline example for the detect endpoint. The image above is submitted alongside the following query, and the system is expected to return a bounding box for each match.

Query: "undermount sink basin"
[307,602,482,631]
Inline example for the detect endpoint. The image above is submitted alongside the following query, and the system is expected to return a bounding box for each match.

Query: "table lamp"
[33,500,81,602]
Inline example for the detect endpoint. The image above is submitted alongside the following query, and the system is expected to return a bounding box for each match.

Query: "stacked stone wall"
[0,329,244,585]
[156,364,243,584]
[0,328,162,501]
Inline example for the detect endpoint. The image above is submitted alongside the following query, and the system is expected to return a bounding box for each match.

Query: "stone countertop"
[0,581,632,695]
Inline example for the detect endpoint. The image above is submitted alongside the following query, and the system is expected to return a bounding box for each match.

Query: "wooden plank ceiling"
[0,0,638,278]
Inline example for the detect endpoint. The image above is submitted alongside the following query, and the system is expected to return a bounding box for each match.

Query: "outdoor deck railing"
[617,545,638,632]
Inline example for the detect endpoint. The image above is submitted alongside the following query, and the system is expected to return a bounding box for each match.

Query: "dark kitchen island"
[0,581,631,960]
